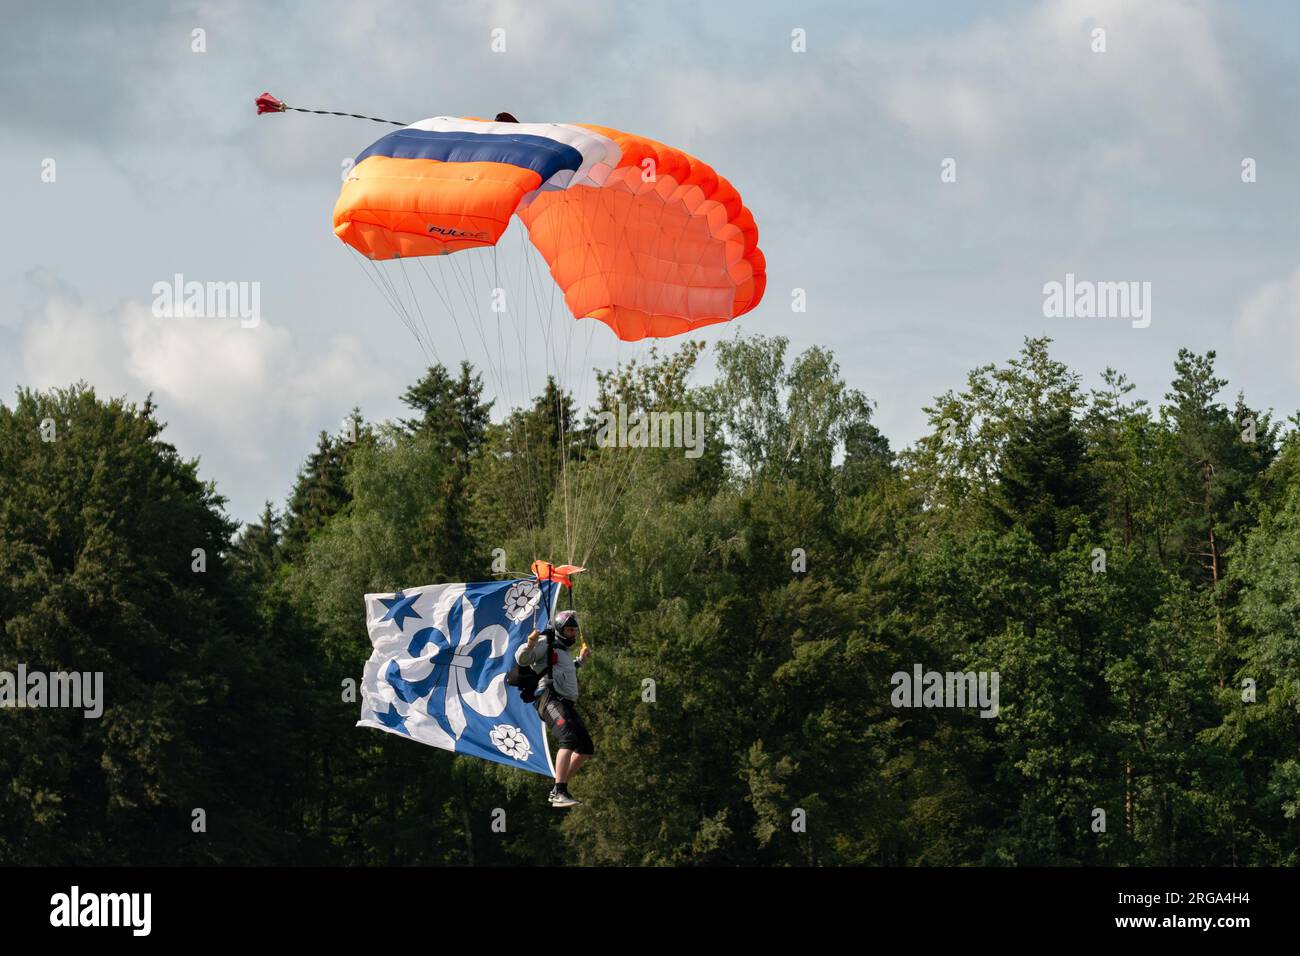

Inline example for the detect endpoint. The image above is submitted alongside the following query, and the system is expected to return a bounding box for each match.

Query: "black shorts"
[539,693,593,756]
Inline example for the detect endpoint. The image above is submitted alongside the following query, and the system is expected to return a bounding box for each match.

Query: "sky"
[3,0,1298,526]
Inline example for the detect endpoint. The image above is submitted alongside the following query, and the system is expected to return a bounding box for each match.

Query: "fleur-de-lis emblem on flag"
[357,580,555,777]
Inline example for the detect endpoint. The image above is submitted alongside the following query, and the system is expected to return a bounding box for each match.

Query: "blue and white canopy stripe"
[355,116,622,196]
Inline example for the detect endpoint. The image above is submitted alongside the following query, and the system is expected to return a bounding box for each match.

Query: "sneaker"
[551,791,581,808]
[547,788,560,804]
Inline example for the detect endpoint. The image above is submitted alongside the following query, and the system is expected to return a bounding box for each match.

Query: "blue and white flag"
[358,578,557,777]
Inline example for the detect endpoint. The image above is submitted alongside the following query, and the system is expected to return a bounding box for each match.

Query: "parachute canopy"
[333,117,766,341]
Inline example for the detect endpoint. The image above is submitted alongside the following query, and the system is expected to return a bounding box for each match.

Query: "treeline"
[1,335,1297,865]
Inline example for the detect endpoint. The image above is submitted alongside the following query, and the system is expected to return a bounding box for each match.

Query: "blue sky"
[3,0,1298,525]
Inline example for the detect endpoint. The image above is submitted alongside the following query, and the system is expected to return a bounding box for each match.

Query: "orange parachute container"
[333,116,765,341]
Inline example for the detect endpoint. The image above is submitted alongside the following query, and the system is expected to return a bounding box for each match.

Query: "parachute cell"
[333,116,765,341]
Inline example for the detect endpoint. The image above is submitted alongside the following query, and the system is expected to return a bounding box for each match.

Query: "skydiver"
[516,609,592,807]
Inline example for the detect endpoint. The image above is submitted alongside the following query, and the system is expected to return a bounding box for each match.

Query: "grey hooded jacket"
[515,633,585,701]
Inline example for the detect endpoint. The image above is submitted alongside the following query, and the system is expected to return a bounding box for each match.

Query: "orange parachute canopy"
[333,116,765,341]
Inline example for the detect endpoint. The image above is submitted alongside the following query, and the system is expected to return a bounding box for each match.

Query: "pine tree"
[993,405,1099,553]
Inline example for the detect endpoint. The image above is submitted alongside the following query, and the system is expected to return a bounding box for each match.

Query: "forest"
[1,334,1297,866]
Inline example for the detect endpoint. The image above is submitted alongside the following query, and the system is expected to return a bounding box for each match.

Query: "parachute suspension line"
[472,241,551,538]
[489,245,515,443]
[359,253,492,473]
[571,577,591,654]
[575,302,599,425]
[353,250,440,368]
[397,256,438,362]
[515,227,542,420]
[521,242,563,550]
[550,224,572,563]
[527,236,569,561]
[581,153,729,567]
[550,180,611,564]
[367,249,564,567]
[414,258,473,365]
[447,251,512,408]
[563,185,612,565]
[567,288,602,564]
[358,255,507,487]
[491,243,530,423]
[349,251,409,336]
[522,201,571,561]
[585,183,697,564]
[571,180,629,563]
[583,192,682,568]
[498,241,533,540]
[444,245,552,545]
[353,254,411,341]
[457,249,495,369]
[373,257,484,455]
[570,180,655,567]
[560,206,595,562]
[408,253,530,487]
[393,257,485,446]
[524,215,583,564]
[450,248,539,532]
[589,180,649,556]
[504,192,572,561]
[475,244,551,530]
[512,231,536,410]
[548,184,602,566]
[557,350,572,562]
[479,245,520,443]
[514,229,560,550]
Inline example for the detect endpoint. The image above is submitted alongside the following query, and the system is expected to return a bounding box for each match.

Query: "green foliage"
[3,335,1297,866]
[0,385,297,863]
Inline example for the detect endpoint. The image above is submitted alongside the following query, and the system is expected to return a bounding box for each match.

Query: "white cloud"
[635,0,1248,248]
[20,286,387,465]
[1234,266,1300,386]
[863,0,1240,168]
[20,294,135,397]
